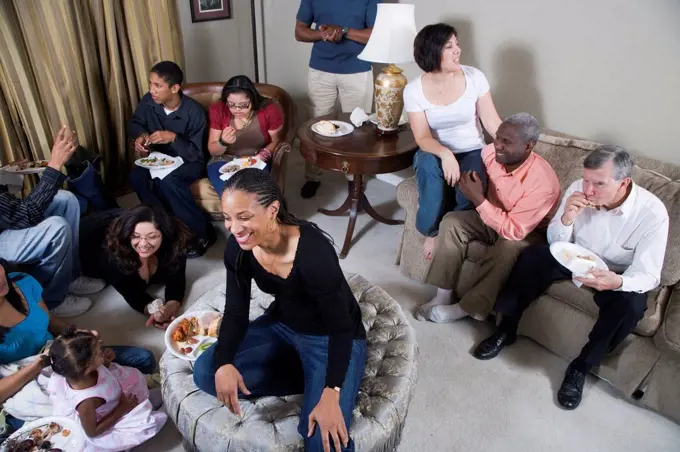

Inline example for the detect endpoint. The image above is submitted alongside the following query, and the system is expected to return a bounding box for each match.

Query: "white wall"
[177,0,256,83]
[259,0,680,164]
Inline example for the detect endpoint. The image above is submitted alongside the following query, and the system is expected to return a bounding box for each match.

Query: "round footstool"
[161,273,418,451]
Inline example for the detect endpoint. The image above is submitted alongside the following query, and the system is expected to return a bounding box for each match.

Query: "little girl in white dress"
[47,327,167,451]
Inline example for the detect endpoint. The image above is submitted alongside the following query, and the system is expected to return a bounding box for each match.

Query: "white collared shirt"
[547,180,669,293]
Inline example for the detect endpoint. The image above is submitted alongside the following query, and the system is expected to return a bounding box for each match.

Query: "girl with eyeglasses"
[206,75,285,194]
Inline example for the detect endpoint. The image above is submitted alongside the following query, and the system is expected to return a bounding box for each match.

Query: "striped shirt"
[0,167,66,233]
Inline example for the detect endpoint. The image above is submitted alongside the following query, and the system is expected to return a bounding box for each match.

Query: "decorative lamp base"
[374,63,407,136]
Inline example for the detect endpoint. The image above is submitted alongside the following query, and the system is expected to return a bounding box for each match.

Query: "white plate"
[134,156,179,170]
[0,161,49,174]
[219,156,267,174]
[1,416,85,452]
[368,113,408,127]
[550,242,609,278]
[164,311,222,361]
[311,120,354,137]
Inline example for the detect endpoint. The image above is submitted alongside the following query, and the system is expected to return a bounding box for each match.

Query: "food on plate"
[315,120,339,135]
[576,254,596,262]
[207,316,222,337]
[222,164,240,174]
[2,421,68,452]
[61,429,70,438]
[244,157,258,167]
[171,317,200,342]
[138,157,175,167]
[180,347,193,355]
[187,337,199,345]
[199,342,212,353]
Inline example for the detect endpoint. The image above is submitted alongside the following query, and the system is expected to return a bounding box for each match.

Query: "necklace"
[237,112,254,130]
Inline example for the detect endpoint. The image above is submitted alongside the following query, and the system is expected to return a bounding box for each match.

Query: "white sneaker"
[69,276,107,295]
[51,296,92,318]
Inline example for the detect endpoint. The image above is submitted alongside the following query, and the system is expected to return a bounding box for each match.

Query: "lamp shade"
[357,4,416,64]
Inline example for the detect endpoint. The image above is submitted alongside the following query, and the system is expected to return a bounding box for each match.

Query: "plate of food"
[218,156,267,179]
[0,416,84,452]
[134,156,178,170]
[550,242,608,278]
[311,120,354,137]
[164,311,223,361]
[1,160,50,174]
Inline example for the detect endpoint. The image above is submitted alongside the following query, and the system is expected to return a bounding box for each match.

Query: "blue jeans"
[0,191,80,308]
[194,316,367,452]
[413,148,487,237]
[5,345,155,430]
[207,161,272,195]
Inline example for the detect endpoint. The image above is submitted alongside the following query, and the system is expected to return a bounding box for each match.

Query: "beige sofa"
[395,132,680,423]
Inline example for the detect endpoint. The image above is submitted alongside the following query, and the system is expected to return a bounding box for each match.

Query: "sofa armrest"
[654,282,680,359]
[270,141,291,194]
[396,177,418,212]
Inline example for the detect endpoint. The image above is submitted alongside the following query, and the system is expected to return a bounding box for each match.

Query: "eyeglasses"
[227,102,251,110]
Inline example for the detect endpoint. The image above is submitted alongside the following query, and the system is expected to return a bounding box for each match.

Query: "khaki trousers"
[305,68,373,181]
[426,210,543,319]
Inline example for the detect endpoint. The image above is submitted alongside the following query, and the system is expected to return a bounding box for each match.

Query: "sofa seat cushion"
[545,281,670,336]
[190,178,220,216]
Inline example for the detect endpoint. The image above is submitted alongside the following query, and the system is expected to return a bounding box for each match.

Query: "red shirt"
[208,101,284,145]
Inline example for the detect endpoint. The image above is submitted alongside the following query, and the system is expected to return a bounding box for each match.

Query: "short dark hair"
[414,23,458,73]
[49,326,100,381]
[583,145,634,181]
[150,61,183,87]
[106,204,191,275]
[220,75,267,111]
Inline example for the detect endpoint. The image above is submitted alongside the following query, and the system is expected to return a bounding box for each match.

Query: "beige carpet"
[79,150,680,451]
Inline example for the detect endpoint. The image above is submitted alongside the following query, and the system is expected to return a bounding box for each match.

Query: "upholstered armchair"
[182,82,296,218]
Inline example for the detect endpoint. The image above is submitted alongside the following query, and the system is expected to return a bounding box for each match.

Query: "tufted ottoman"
[160,273,418,452]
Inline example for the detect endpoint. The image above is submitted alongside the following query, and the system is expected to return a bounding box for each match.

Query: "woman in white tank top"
[403,23,502,260]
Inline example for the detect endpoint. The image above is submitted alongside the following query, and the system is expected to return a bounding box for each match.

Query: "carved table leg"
[318,181,353,216]
[338,175,363,259]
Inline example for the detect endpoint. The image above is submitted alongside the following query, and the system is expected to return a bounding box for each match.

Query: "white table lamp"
[358,3,416,135]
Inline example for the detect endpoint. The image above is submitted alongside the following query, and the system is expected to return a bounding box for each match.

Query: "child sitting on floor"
[47,326,167,451]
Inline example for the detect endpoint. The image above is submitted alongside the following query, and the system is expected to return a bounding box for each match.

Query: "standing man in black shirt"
[129,61,216,258]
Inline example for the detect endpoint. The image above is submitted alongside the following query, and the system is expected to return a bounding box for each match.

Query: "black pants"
[130,162,212,240]
[496,244,647,372]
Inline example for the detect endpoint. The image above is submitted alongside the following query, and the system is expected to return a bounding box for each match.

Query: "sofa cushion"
[545,281,670,336]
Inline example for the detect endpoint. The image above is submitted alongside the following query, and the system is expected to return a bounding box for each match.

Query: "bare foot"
[423,236,436,260]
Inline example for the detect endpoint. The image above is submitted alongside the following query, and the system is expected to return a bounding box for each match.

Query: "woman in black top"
[79,204,191,329]
[193,169,366,452]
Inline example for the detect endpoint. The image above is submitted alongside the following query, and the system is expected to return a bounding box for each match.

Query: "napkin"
[147,151,183,180]
[350,107,370,127]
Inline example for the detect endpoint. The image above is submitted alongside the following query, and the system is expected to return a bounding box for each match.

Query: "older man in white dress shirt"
[472,145,669,410]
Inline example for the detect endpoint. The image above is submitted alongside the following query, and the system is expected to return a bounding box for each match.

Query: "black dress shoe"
[187,229,217,259]
[473,331,516,360]
[557,366,586,410]
[301,181,321,199]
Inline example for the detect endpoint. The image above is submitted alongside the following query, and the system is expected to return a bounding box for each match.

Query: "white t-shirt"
[403,65,490,154]
[163,107,175,115]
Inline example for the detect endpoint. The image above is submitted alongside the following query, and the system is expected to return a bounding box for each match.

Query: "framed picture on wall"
[190,0,231,23]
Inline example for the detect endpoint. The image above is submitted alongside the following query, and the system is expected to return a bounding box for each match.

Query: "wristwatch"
[341,26,349,39]
[218,137,229,148]
[328,386,341,394]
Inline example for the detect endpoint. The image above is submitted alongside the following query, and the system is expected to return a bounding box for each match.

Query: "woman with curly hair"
[79,204,192,329]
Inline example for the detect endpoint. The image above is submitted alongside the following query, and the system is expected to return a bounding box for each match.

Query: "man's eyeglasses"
[227,102,251,110]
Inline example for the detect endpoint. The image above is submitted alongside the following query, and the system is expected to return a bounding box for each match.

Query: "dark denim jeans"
[207,161,271,195]
[413,148,487,237]
[5,345,156,430]
[194,315,367,452]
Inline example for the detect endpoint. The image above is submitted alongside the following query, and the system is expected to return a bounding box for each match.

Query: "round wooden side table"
[298,113,417,258]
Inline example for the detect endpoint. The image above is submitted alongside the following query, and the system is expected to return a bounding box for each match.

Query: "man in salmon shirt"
[416,113,561,323]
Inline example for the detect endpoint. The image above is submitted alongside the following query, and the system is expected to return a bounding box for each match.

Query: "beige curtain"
[0,0,184,189]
